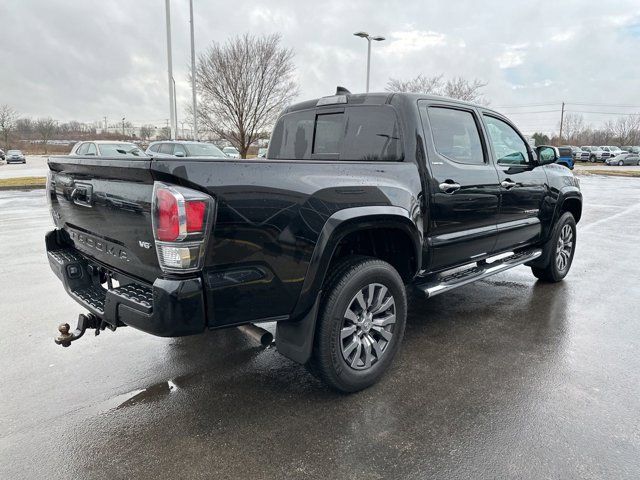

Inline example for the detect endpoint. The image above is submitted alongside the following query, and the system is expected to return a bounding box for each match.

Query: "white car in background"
[222,146,240,158]
[70,141,147,157]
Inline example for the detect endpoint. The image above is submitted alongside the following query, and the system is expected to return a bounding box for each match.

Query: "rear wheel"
[309,257,407,393]
[532,212,576,282]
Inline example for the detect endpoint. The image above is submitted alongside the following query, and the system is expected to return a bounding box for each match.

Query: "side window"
[426,107,485,165]
[76,143,88,155]
[483,116,529,166]
[342,106,402,161]
[313,113,344,156]
[159,143,174,155]
[148,144,159,153]
[173,144,187,157]
[86,143,97,156]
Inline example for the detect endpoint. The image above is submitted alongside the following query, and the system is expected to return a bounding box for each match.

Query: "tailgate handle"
[71,183,93,207]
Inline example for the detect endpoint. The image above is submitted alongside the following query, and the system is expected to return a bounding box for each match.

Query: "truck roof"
[285,91,500,116]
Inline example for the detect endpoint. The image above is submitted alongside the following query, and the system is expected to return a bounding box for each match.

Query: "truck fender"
[276,206,421,364]
[527,187,582,268]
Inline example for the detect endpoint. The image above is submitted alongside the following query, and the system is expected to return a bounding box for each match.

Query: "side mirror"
[174,151,185,158]
[536,145,558,165]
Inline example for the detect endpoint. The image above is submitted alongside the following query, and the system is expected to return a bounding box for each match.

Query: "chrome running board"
[414,249,542,298]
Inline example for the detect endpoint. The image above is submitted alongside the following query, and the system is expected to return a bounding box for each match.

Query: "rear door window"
[426,107,485,165]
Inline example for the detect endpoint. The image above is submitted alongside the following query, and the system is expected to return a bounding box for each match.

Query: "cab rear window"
[268,106,403,161]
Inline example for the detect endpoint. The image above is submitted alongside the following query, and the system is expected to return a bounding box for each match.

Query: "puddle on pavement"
[94,372,205,413]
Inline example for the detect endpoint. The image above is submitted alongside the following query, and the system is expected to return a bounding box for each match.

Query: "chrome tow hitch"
[54,313,101,347]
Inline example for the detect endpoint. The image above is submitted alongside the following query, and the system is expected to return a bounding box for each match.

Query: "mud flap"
[275,293,321,364]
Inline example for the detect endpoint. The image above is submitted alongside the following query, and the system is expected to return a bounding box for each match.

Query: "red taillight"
[156,188,180,241]
[152,182,214,273]
[186,200,206,233]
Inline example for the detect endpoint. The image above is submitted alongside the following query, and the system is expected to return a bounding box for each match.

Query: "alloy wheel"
[556,224,574,272]
[340,283,396,370]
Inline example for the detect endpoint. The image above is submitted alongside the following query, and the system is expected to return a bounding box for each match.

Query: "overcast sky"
[1,0,639,134]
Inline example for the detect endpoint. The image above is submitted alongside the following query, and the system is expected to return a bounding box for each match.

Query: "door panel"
[481,114,548,251]
[419,103,501,271]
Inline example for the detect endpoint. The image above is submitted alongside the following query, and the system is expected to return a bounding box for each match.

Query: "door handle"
[439,181,461,194]
[501,180,517,189]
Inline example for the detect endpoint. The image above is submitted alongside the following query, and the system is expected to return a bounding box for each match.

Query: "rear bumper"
[45,229,206,337]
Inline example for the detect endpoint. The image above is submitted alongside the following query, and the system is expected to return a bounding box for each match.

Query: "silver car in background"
[146,141,227,158]
[605,153,640,166]
[6,149,26,163]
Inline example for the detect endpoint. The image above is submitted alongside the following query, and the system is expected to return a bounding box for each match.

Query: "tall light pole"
[165,0,176,140]
[189,0,198,141]
[354,32,385,92]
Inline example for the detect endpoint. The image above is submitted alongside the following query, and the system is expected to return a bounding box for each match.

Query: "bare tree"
[611,115,640,145]
[0,104,18,150]
[35,118,58,154]
[386,74,488,104]
[195,33,298,158]
[443,77,488,104]
[15,117,34,137]
[140,125,154,141]
[385,74,443,95]
[561,113,586,144]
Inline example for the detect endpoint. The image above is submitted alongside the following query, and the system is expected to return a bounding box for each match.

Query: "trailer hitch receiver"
[54,313,100,347]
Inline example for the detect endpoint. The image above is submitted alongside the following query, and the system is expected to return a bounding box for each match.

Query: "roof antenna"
[336,86,351,95]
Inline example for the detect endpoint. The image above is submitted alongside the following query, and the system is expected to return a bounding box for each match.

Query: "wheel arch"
[276,206,421,364]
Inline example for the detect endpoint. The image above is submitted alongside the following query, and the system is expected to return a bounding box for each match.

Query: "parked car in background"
[557,146,574,169]
[605,153,640,166]
[587,146,611,162]
[222,146,240,158]
[621,146,640,154]
[569,146,589,162]
[6,149,26,163]
[70,141,146,157]
[146,141,226,158]
[0,149,5,161]
[257,147,268,158]
[581,146,597,161]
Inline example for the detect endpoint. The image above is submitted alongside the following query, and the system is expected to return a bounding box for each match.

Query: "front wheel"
[618,160,624,166]
[532,212,577,282]
[309,257,407,393]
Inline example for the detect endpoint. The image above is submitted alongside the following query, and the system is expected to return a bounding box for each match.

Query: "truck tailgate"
[48,156,161,283]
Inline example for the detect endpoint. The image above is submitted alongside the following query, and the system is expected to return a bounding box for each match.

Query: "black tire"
[532,211,577,282]
[308,256,407,393]
[589,155,595,162]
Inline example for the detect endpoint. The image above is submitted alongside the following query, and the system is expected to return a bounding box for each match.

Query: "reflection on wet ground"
[1,176,640,479]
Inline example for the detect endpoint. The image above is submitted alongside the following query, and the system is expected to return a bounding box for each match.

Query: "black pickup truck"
[45,90,582,392]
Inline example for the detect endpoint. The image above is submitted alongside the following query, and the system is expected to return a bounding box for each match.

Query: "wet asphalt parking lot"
[1,175,639,479]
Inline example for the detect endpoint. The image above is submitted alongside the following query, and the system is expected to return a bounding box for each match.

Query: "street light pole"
[354,32,385,93]
[189,0,198,141]
[165,0,176,140]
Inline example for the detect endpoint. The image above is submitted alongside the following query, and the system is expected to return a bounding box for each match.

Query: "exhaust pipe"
[237,323,273,347]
